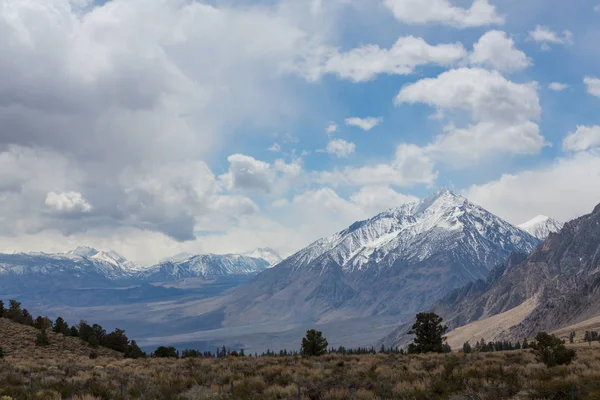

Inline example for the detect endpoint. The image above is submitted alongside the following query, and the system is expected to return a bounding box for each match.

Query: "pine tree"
[35,329,50,346]
[530,332,576,367]
[53,317,70,335]
[569,331,575,344]
[301,329,328,357]
[7,300,22,322]
[125,340,146,359]
[462,342,472,354]
[407,313,448,354]
[0,300,5,318]
[522,338,529,349]
[0,346,4,358]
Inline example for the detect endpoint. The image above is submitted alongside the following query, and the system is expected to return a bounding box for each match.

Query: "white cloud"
[584,77,600,98]
[326,123,338,134]
[548,82,569,92]
[268,143,281,152]
[396,68,540,124]
[469,30,531,72]
[465,151,600,224]
[222,154,274,192]
[528,25,573,49]
[318,143,437,187]
[307,36,466,82]
[344,117,383,131]
[595,4,600,12]
[350,186,417,215]
[45,192,92,214]
[326,139,356,158]
[383,0,504,28]
[563,126,600,152]
[395,68,544,166]
[428,121,546,165]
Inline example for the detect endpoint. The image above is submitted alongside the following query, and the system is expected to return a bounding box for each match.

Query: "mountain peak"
[67,246,99,257]
[244,248,283,266]
[518,215,563,240]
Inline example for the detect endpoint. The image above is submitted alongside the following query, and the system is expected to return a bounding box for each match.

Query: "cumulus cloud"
[345,117,383,131]
[306,36,466,82]
[549,82,569,92]
[465,151,600,224]
[528,25,573,49]
[326,139,356,158]
[222,154,274,193]
[268,143,281,152]
[45,192,92,214]
[326,123,338,134]
[395,68,544,166]
[469,30,531,72]
[350,186,417,215]
[318,144,437,187]
[563,126,600,152]
[383,0,504,28]
[584,77,600,98]
[396,68,540,123]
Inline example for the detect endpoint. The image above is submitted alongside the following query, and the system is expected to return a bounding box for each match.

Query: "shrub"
[154,346,178,358]
[0,346,4,359]
[530,332,576,367]
[35,329,50,346]
[89,351,99,359]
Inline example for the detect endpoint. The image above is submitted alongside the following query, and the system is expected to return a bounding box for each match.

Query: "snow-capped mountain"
[67,246,141,272]
[518,215,563,239]
[0,249,133,291]
[136,253,271,282]
[243,248,282,266]
[219,188,540,331]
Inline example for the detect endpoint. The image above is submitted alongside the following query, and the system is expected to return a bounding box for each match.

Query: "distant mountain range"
[0,246,281,289]
[168,188,541,351]
[3,187,592,353]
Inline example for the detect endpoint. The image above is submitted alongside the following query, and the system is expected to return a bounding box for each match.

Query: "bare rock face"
[383,200,600,347]
[220,188,539,330]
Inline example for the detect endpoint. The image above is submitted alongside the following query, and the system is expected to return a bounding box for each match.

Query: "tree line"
[0,299,144,358]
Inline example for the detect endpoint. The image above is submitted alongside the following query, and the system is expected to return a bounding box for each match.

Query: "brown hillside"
[0,317,120,359]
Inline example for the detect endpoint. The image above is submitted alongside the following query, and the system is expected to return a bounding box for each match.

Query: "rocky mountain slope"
[215,188,540,331]
[383,201,600,347]
[137,253,271,282]
[518,215,563,239]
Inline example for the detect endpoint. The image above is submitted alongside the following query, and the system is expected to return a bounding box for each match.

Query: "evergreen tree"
[301,329,328,357]
[153,346,178,358]
[0,300,5,318]
[35,329,50,346]
[34,316,52,330]
[240,349,245,357]
[407,312,448,354]
[53,317,70,335]
[0,346,4,358]
[70,326,79,337]
[462,342,472,354]
[7,300,22,322]
[584,331,592,345]
[515,341,521,350]
[569,331,575,344]
[21,309,34,326]
[522,338,529,349]
[104,328,128,353]
[125,340,146,359]
[530,332,576,367]
[88,334,99,349]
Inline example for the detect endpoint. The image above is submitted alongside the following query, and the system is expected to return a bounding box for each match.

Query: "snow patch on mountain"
[243,248,282,266]
[285,188,540,274]
[518,215,563,239]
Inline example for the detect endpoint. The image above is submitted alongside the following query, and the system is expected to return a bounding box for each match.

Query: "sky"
[1,0,599,265]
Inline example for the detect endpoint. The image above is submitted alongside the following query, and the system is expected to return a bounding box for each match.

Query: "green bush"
[530,332,576,367]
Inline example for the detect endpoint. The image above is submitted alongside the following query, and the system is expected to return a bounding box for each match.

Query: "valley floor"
[1,346,600,399]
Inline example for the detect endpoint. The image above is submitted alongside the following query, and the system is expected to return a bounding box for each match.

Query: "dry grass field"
[2,319,600,399]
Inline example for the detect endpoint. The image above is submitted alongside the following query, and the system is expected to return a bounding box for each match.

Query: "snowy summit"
[518,215,563,239]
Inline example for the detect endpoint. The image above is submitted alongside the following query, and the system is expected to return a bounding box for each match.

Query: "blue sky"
[0,0,599,264]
